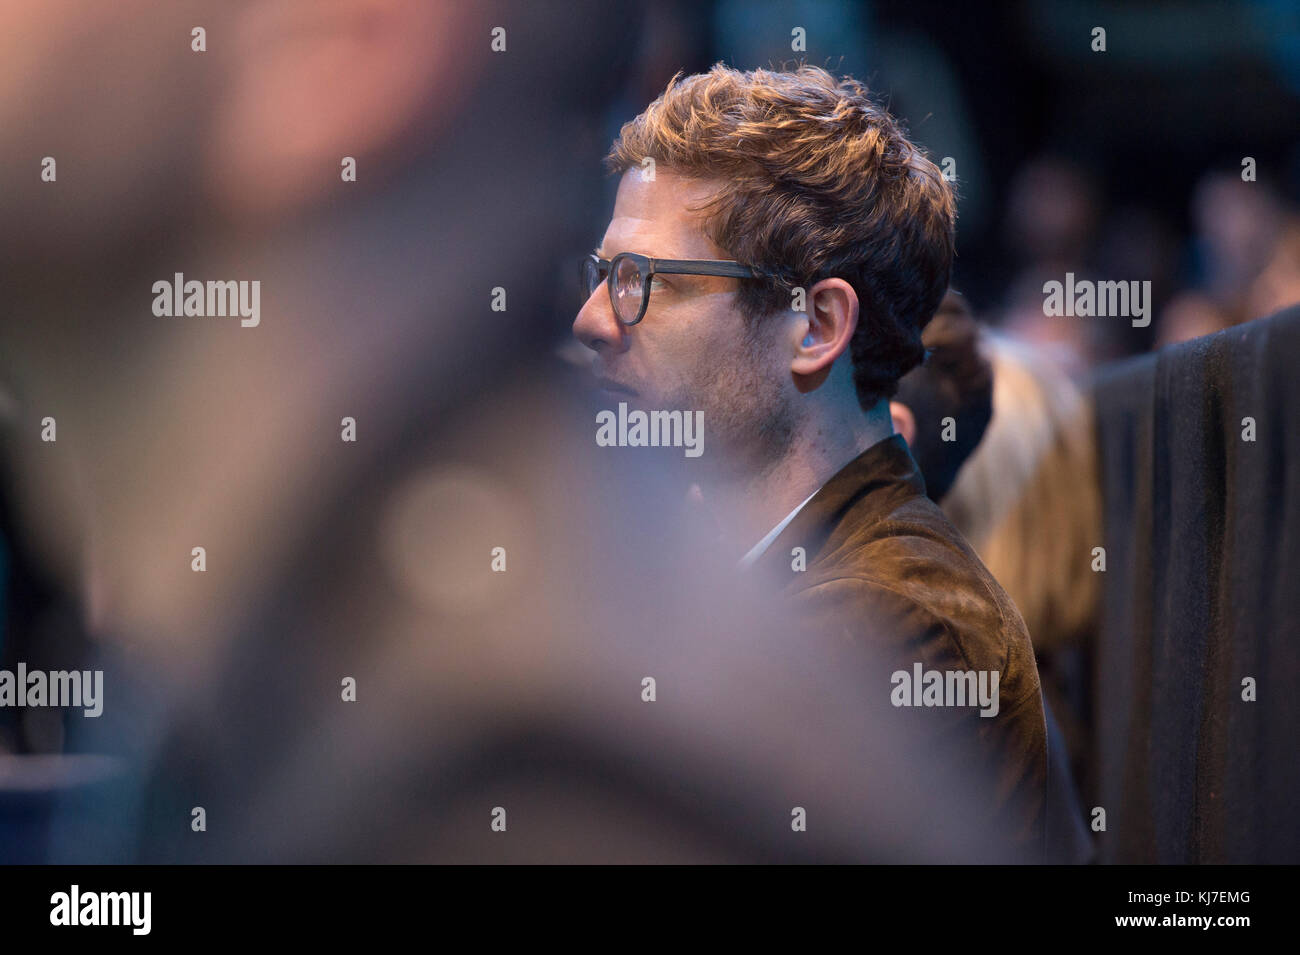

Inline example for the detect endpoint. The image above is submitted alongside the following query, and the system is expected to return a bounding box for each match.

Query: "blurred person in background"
[940,331,1102,812]
[1158,171,1292,345]
[889,289,993,503]
[998,158,1109,372]
[889,291,1092,861]
[1245,217,1300,320]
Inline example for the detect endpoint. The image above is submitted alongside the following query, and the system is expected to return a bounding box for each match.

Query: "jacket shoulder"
[790,505,1040,696]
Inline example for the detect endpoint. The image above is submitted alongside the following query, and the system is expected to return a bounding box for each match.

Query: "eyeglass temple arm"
[649,258,761,279]
[590,253,782,283]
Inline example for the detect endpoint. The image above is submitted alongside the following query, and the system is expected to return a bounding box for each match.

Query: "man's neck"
[703,398,895,553]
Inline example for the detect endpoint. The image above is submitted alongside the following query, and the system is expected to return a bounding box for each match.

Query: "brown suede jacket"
[750,433,1050,861]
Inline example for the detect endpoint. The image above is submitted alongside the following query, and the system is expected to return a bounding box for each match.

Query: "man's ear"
[205,0,481,218]
[889,401,915,446]
[791,277,859,392]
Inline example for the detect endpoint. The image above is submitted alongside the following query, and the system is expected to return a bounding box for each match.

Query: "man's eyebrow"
[593,247,689,261]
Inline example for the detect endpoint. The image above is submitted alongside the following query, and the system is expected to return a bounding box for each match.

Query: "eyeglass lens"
[611,255,644,324]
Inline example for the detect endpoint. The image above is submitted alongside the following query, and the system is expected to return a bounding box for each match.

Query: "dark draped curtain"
[1091,305,1300,863]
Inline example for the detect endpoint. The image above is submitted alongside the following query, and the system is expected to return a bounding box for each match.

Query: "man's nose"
[572,286,629,354]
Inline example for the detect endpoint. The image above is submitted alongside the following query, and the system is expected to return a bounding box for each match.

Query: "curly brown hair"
[605,62,956,410]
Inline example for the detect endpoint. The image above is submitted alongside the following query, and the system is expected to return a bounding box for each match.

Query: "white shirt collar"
[737,488,820,569]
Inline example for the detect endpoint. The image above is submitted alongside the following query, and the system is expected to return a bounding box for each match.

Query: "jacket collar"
[752,433,927,578]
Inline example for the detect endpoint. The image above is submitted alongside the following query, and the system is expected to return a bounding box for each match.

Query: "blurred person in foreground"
[573,64,1051,859]
[0,1,1023,864]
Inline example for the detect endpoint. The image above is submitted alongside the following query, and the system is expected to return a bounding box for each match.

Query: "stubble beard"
[687,324,798,489]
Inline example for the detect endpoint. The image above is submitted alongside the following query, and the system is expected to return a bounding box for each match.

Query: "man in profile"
[574,63,1050,859]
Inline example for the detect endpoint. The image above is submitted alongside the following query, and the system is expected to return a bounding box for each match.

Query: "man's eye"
[650,277,668,291]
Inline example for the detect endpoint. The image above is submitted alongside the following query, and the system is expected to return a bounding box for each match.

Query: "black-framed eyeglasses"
[580,251,762,326]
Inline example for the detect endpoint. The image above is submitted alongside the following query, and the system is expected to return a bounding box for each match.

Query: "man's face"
[573,168,795,468]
